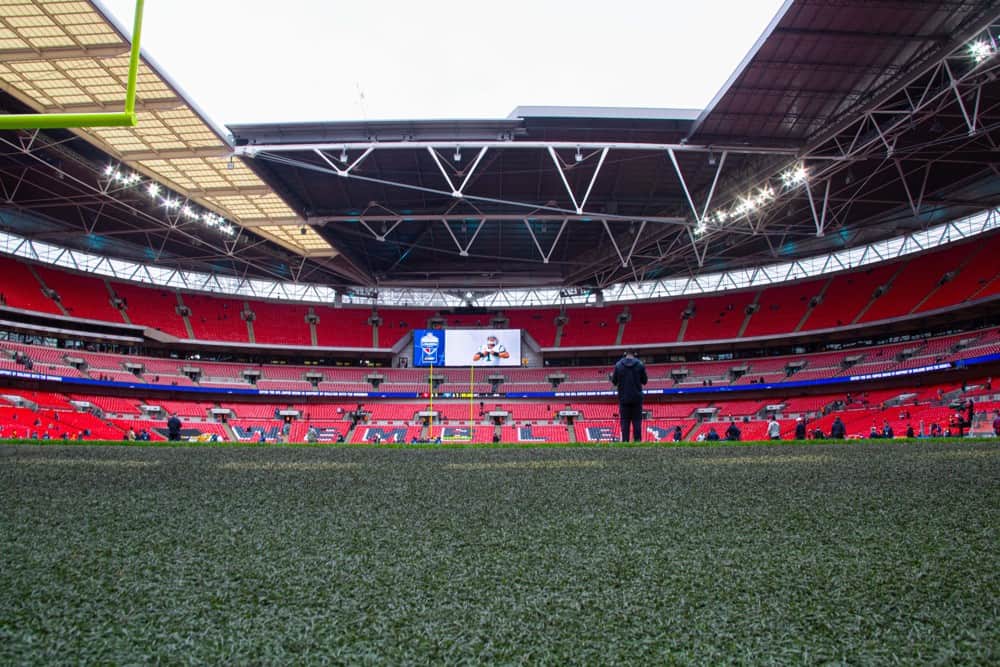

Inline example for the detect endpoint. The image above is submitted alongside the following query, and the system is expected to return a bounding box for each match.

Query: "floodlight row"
[102,164,235,236]
[694,163,808,237]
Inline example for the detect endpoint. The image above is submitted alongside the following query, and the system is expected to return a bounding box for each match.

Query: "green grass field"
[1,439,998,664]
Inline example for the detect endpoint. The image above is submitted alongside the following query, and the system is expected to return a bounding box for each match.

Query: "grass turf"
[0,439,997,664]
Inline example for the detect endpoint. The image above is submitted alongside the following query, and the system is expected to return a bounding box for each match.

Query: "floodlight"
[454,147,462,162]
[146,182,160,198]
[103,164,115,176]
[969,39,994,64]
[340,148,349,163]
[780,165,808,187]
[575,147,583,163]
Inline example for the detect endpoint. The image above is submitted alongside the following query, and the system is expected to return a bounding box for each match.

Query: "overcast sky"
[97,0,787,128]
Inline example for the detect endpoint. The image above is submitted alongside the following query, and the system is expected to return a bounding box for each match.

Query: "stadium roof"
[2,0,1000,296]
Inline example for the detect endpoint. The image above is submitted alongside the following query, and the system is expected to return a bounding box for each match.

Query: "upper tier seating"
[0,257,62,315]
[250,301,313,346]
[621,301,687,345]
[856,243,970,323]
[742,278,826,338]
[559,306,621,347]
[682,292,757,341]
[506,308,559,347]
[314,307,373,347]
[800,264,898,331]
[110,282,189,338]
[34,266,123,323]
[3,230,999,349]
[183,294,249,342]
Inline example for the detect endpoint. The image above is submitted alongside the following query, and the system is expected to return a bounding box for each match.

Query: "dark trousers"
[620,402,643,442]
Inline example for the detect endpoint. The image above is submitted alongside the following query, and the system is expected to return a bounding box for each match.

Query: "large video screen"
[413,329,521,367]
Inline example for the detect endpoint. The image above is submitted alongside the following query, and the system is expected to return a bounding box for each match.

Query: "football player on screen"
[473,335,510,364]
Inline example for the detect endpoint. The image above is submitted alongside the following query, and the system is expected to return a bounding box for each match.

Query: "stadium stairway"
[104,279,130,324]
[794,277,831,332]
[911,243,985,313]
[676,300,694,341]
[244,301,256,344]
[175,293,196,339]
[736,290,762,337]
[308,307,319,346]
[221,421,238,442]
[27,264,70,317]
[967,272,1000,301]
[852,263,907,324]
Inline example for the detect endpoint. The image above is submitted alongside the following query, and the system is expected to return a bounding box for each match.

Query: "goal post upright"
[0,0,146,130]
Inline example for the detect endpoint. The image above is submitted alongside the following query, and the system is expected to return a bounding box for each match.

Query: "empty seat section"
[110,282,188,337]
[559,306,621,347]
[647,403,699,419]
[144,400,211,417]
[0,257,60,315]
[501,425,570,443]
[184,294,248,342]
[622,301,686,345]
[34,266,122,322]
[315,307,373,347]
[801,264,897,331]
[682,292,756,341]
[250,301,312,345]
[857,244,968,323]
[506,308,559,347]
[69,394,141,414]
[743,279,825,337]
[917,234,1000,312]
[378,309,437,337]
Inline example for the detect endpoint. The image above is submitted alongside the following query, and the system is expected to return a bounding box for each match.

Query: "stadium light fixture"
[969,39,995,64]
[780,164,808,188]
[102,161,235,237]
[340,148,349,163]
[454,147,462,162]
[575,147,583,163]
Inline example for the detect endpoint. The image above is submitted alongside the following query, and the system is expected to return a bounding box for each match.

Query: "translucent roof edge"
[0,205,996,308]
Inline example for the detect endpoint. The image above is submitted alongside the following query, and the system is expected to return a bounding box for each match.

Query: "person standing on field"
[768,416,781,440]
[611,350,648,442]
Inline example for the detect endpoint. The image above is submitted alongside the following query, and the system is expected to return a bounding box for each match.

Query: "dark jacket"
[830,418,846,438]
[612,356,648,404]
[167,415,181,435]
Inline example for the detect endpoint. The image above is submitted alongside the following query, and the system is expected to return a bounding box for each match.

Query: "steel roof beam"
[237,140,799,156]
[0,44,131,63]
